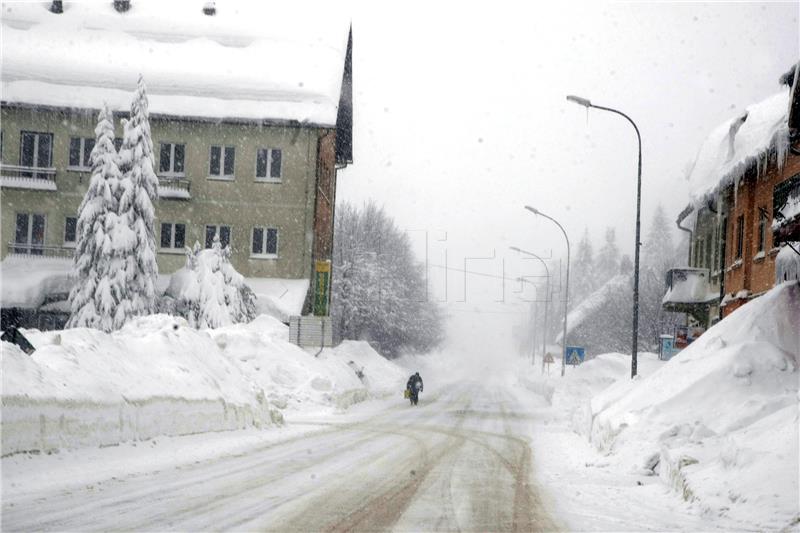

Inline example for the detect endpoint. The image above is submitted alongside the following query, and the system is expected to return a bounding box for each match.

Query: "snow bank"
[589,282,799,530]
[245,277,309,322]
[1,315,405,455]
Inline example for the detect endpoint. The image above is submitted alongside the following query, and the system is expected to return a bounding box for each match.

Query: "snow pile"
[245,277,310,322]
[1,314,405,455]
[1,1,349,125]
[0,255,74,308]
[662,268,717,304]
[589,281,799,530]
[688,89,791,204]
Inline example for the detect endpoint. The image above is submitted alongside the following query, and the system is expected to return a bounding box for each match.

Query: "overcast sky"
[336,1,798,352]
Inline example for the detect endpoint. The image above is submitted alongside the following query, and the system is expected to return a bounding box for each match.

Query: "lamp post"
[524,207,569,377]
[510,246,550,366]
[566,94,642,378]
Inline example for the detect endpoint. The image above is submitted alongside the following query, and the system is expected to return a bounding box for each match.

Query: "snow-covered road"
[2,382,558,532]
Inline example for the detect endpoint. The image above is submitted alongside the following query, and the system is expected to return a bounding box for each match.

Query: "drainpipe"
[676,204,694,265]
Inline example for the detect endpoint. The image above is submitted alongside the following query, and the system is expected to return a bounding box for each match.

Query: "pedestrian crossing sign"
[566,346,586,365]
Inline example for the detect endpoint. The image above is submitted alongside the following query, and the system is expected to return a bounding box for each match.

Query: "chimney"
[113,0,130,13]
[202,1,216,16]
[50,1,63,14]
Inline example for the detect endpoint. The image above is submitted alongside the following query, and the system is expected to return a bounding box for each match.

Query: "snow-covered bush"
[167,236,256,328]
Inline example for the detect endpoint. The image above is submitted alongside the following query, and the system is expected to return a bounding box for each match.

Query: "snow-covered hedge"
[1,315,405,456]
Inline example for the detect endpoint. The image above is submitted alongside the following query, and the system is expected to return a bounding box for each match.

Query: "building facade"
[664,63,800,328]
[0,3,352,329]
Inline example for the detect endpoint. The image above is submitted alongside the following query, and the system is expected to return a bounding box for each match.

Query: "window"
[20,131,53,178]
[205,225,231,249]
[64,216,77,246]
[251,227,278,257]
[735,215,744,259]
[720,217,727,270]
[160,222,186,250]
[757,209,767,253]
[696,238,703,268]
[209,145,235,178]
[255,148,282,181]
[705,236,712,269]
[14,213,46,254]
[68,137,95,169]
[159,142,185,176]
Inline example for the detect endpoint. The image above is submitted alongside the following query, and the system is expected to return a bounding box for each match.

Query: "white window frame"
[67,137,94,171]
[159,141,186,178]
[160,222,186,253]
[254,148,282,183]
[19,131,53,170]
[250,226,279,259]
[14,212,47,254]
[204,224,232,249]
[208,145,235,181]
[63,216,77,247]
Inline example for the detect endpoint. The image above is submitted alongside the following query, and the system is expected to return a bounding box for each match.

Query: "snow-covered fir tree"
[332,202,445,357]
[172,236,256,328]
[570,227,596,306]
[114,75,160,327]
[595,227,620,282]
[639,204,683,346]
[67,104,123,332]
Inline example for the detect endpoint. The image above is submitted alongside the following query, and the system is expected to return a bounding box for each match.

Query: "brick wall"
[721,151,800,317]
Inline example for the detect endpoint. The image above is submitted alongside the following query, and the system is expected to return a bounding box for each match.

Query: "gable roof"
[0,1,350,126]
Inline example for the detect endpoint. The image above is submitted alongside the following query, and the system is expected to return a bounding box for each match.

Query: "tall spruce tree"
[67,104,122,332]
[114,75,159,327]
[571,227,596,306]
[595,227,621,282]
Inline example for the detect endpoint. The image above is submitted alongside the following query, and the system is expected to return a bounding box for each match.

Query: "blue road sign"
[566,346,586,365]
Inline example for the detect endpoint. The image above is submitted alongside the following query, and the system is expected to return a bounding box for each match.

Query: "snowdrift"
[1,315,406,456]
[589,281,799,529]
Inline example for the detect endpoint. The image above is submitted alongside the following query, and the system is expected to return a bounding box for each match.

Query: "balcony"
[158,177,191,200]
[0,164,57,191]
[662,267,719,321]
[6,243,74,258]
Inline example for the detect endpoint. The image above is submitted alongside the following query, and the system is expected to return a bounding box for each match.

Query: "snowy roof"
[662,268,718,305]
[687,89,791,203]
[556,274,628,342]
[0,255,74,309]
[0,1,350,126]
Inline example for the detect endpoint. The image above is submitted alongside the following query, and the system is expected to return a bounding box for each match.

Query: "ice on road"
[2,382,558,532]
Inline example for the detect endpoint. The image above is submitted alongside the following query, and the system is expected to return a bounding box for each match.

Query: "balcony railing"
[0,164,57,190]
[158,177,191,200]
[6,243,75,258]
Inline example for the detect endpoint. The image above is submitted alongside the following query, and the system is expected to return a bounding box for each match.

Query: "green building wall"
[1,105,326,282]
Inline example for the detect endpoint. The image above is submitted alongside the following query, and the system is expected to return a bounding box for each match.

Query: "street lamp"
[524,206,569,377]
[566,94,642,378]
[510,246,550,368]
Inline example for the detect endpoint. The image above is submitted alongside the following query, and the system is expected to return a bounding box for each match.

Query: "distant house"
[664,63,800,328]
[0,2,353,329]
